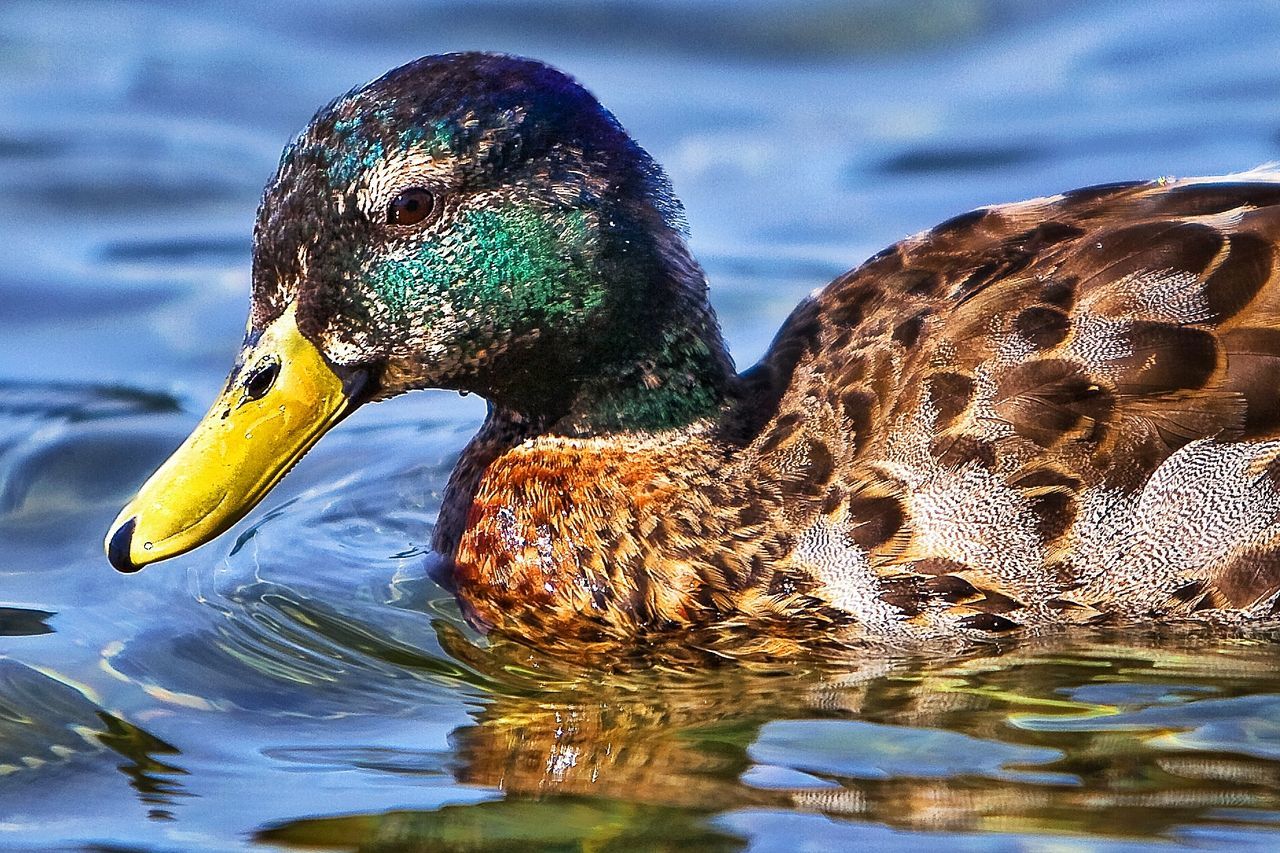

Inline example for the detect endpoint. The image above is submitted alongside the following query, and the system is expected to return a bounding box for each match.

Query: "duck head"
[106,52,733,572]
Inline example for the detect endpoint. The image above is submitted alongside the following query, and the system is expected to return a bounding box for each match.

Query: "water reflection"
[95,714,190,820]
[0,659,188,816]
[258,797,743,852]
[248,631,1280,850]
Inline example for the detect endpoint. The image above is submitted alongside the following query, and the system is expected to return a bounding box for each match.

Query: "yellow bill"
[105,306,356,572]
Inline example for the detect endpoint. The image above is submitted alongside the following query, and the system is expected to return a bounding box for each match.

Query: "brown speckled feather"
[438,173,1280,649]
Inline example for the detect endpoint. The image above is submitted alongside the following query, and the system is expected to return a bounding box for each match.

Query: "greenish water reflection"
[252,631,1280,851]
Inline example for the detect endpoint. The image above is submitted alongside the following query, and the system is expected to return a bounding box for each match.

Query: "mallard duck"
[105,52,1280,650]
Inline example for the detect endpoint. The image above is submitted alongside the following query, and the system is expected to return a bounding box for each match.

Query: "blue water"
[6,1,1280,850]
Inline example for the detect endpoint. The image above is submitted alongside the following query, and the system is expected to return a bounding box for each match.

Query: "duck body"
[441,175,1280,648]
[105,53,1280,652]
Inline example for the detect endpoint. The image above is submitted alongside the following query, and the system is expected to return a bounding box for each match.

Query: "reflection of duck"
[255,635,1280,850]
[106,52,1280,647]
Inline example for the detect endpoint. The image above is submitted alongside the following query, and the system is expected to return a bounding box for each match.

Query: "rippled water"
[6,1,1280,850]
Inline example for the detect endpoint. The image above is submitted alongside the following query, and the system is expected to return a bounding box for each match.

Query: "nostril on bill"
[243,361,280,401]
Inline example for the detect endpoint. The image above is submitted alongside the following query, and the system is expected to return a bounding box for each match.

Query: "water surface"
[6,1,1280,850]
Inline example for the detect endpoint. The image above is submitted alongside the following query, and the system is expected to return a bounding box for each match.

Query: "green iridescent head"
[250,52,728,427]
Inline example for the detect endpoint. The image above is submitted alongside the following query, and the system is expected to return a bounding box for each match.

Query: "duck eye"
[386,187,435,226]
[243,361,280,401]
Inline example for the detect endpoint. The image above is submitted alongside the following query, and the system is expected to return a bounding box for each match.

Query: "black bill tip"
[107,517,140,573]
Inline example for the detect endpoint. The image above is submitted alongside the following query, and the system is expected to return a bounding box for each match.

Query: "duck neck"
[563,234,736,435]
[433,230,733,563]
[489,225,737,437]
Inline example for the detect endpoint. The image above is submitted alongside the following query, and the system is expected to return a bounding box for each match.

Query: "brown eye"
[386,187,435,226]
